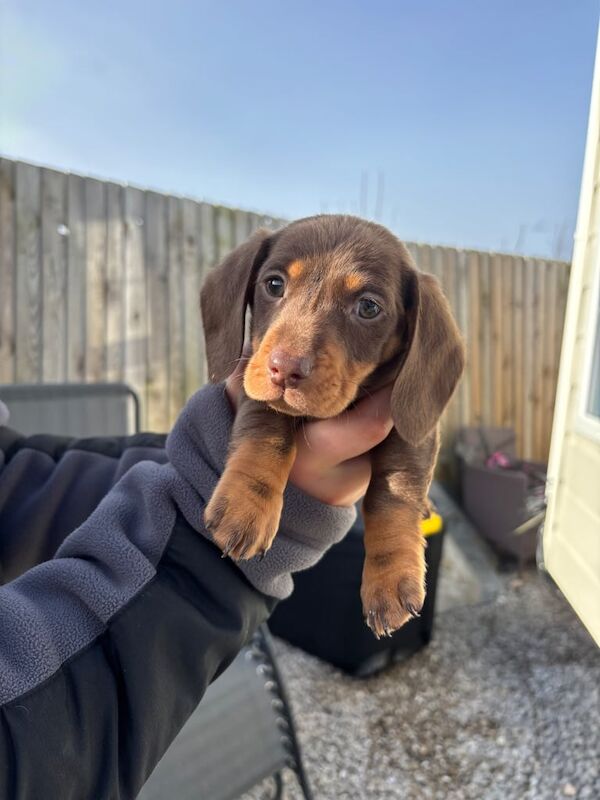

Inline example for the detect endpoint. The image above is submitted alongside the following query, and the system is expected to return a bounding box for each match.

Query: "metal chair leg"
[259,626,314,800]
[270,771,284,800]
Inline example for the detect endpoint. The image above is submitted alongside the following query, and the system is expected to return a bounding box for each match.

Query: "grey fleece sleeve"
[0,384,356,597]
[166,382,357,598]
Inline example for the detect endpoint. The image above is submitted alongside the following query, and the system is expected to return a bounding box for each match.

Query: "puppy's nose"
[268,349,313,388]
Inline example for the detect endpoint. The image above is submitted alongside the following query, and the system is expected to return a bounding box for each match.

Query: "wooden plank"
[234,208,249,246]
[14,161,42,382]
[479,252,493,426]
[455,249,470,426]
[0,159,16,383]
[542,262,558,462]
[501,254,514,428]
[554,263,570,401]
[199,202,217,383]
[199,202,217,272]
[554,262,570,404]
[105,182,126,382]
[145,191,170,431]
[182,198,204,397]
[522,259,535,459]
[245,211,262,236]
[66,173,87,381]
[123,187,148,427]
[430,245,444,282]
[532,260,546,460]
[512,256,525,455]
[490,253,503,426]
[167,195,186,422]
[467,251,482,425]
[415,243,432,275]
[41,167,68,382]
[85,178,107,382]
[215,205,234,262]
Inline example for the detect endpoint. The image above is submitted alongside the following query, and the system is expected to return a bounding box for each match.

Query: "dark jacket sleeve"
[0,384,356,800]
[0,427,169,583]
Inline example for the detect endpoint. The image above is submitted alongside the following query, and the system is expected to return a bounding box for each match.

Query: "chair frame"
[247,626,314,800]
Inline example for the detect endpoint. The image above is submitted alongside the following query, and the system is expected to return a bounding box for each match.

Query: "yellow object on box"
[420,512,443,537]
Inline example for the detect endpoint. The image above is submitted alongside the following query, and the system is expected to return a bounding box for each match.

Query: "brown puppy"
[201,215,465,637]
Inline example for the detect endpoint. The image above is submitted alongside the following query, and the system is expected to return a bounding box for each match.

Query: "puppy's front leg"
[205,395,296,560]
[361,429,439,638]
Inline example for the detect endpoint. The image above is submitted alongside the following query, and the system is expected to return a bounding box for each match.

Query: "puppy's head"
[201,215,465,445]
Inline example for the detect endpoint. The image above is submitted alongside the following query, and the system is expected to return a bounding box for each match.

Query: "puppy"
[201,215,465,637]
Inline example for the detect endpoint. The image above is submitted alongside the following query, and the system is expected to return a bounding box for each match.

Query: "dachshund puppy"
[201,215,465,637]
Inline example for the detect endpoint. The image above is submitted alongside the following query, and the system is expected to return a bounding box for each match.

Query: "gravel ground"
[242,503,600,800]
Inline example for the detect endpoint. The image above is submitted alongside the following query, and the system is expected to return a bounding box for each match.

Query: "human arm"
[0,383,391,799]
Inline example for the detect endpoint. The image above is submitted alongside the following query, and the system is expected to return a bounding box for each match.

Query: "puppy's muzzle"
[268,349,313,389]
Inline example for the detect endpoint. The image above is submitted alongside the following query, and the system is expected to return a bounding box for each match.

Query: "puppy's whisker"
[225,355,250,370]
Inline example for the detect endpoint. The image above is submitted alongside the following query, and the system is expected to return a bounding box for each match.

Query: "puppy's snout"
[268,349,313,388]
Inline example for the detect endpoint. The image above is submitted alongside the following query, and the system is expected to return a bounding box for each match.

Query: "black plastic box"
[269,510,445,676]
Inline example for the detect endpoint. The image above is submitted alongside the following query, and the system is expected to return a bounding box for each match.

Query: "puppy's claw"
[221,543,234,559]
[206,479,283,563]
[232,545,251,562]
[404,602,421,619]
[362,580,425,638]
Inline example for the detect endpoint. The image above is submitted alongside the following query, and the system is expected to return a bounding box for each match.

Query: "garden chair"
[0,382,140,437]
[1,382,312,799]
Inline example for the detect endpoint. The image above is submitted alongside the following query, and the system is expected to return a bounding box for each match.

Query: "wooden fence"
[0,158,570,467]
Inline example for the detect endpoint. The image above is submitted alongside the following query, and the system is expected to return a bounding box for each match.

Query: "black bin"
[269,509,444,676]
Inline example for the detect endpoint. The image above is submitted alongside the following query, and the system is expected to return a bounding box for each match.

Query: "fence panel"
[0,158,570,462]
[66,173,87,382]
[14,162,42,383]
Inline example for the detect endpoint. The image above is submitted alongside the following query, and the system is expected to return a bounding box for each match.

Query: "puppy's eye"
[265,275,285,298]
[357,298,382,319]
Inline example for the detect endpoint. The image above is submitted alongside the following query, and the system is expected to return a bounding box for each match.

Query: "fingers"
[296,385,394,466]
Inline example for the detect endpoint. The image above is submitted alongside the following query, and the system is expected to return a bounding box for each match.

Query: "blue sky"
[1,0,598,258]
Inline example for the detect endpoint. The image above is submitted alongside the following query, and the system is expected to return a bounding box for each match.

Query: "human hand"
[225,355,393,507]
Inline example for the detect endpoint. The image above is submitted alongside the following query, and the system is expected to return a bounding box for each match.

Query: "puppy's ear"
[200,229,271,383]
[392,270,465,445]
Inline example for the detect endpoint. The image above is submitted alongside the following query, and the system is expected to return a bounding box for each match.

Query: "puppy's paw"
[204,473,283,561]
[361,565,426,639]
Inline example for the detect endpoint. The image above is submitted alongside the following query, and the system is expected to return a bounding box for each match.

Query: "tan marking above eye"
[344,273,364,291]
[288,260,304,279]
